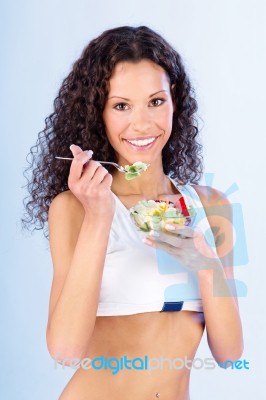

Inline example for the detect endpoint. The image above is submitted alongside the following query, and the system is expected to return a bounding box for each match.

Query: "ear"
[171,84,176,112]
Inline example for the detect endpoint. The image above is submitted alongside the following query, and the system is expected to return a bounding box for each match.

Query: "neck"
[111,166,173,198]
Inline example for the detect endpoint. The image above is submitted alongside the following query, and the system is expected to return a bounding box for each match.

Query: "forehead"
[108,60,170,94]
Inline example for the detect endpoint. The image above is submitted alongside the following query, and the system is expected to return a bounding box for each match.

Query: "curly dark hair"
[23,25,203,234]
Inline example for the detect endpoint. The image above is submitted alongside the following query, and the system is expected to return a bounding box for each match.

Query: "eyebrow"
[108,90,168,101]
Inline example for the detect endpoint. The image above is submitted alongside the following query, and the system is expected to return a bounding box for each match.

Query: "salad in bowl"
[130,198,196,232]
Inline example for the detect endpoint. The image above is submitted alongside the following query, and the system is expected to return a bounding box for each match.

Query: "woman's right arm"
[46,145,115,362]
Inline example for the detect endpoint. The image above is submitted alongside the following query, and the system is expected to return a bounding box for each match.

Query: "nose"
[131,107,151,133]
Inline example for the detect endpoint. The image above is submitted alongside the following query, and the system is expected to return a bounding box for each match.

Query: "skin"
[46,60,243,399]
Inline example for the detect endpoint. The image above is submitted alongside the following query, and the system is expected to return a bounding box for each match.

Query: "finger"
[69,144,83,157]
[164,223,197,238]
[102,172,113,188]
[143,237,183,258]
[147,230,193,249]
[89,166,110,185]
[68,149,93,183]
[70,144,94,164]
[80,160,103,182]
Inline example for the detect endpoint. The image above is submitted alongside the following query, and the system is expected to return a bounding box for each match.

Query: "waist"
[58,312,202,400]
[87,311,205,359]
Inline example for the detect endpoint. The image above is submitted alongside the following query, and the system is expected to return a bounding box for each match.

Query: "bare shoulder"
[191,184,232,235]
[48,190,85,246]
[49,190,84,223]
[191,184,231,209]
[191,185,234,273]
[49,190,83,216]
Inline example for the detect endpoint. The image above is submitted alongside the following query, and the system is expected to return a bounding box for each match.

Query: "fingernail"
[69,144,75,150]
[149,230,160,237]
[86,150,93,158]
[165,224,175,231]
[143,238,153,245]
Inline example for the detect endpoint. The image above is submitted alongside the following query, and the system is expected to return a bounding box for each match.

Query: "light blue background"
[1,0,265,398]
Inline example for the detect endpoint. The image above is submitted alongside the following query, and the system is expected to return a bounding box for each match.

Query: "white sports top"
[96,177,217,316]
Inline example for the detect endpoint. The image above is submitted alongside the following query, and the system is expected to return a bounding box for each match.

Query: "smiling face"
[102,59,174,167]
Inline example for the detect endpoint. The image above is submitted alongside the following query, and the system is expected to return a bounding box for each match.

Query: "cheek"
[154,107,173,132]
[152,102,173,120]
[104,113,128,143]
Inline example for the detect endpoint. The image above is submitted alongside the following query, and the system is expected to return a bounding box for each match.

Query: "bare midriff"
[58,311,205,400]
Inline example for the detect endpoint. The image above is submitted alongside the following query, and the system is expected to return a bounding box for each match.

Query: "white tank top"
[96,177,217,316]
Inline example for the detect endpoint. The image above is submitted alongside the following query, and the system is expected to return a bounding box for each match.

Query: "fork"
[55,156,127,172]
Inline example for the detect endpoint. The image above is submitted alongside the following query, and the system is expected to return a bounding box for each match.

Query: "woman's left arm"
[144,185,244,364]
[192,185,243,363]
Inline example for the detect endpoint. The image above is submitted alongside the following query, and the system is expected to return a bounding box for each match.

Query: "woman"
[24,26,243,399]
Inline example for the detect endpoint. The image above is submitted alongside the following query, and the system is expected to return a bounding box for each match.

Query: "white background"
[1,0,265,398]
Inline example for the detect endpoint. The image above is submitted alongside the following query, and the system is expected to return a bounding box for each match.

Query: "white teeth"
[127,137,156,147]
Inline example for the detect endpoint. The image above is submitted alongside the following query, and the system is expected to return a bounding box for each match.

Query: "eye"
[113,103,129,111]
[149,98,165,107]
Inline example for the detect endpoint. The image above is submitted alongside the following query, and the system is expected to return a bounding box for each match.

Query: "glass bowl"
[129,199,196,233]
